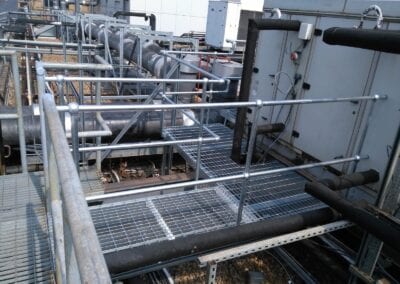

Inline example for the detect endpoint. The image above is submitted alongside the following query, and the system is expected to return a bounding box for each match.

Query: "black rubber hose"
[113,11,156,31]
[231,19,301,163]
[323,27,400,54]
[104,207,338,274]
[305,182,400,252]
[320,169,380,191]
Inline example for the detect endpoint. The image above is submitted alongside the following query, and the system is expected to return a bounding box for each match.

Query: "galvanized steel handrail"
[42,93,111,283]
[86,155,368,202]
[54,95,387,112]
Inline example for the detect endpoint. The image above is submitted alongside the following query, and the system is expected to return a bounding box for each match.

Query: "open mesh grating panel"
[0,173,54,283]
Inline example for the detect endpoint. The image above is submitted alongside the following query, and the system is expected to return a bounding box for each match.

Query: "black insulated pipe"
[105,207,338,274]
[305,182,400,252]
[231,19,301,163]
[320,169,380,191]
[113,11,156,31]
[257,123,285,135]
[323,27,400,54]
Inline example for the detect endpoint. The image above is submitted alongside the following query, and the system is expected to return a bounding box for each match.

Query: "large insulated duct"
[0,105,188,144]
[105,207,339,274]
[84,22,170,77]
[323,27,400,54]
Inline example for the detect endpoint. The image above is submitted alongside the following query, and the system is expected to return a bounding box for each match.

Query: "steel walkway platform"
[90,124,325,256]
[0,168,105,283]
[0,173,53,283]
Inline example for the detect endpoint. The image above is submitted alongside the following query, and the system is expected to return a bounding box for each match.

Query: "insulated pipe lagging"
[231,19,301,163]
[84,22,170,77]
[0,106,185,144]
[305,182,400,252]
[323,27,400,54]
[320,169,380,191]
[104,207,338,274]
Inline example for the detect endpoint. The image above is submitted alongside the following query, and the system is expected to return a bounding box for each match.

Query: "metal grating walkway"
[90,187,237,254]
[0,173,54,283]
[90,124,325,255]
[164,124,326,220]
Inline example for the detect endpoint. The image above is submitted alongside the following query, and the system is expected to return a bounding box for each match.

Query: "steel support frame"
[198,221,352,265]
[0,50,27,173]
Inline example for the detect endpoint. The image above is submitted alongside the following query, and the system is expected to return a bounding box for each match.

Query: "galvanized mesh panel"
[152,189,237,237]
[0,173,54,283]
[90,201,168,253]
[92,124,326,254]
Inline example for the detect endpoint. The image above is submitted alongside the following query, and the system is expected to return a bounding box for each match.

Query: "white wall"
[130,0,209,35]
[241,0,263,12]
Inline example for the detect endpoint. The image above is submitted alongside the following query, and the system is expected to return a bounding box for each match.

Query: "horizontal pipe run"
[323,27,400,54]
[94,55,109,65]
[0,39,101,48]
[86,155,367,202]
[161,51,225,80]
[320,169,380,191]
[0,50,17,55]
[79,136,219,152]
[0,113,18,120]
[305,182,400,252]
[45,76,225,84]
[0,46,95,55]
[42,62,113,71]
[162,50,237,56]
[105,207,339,274]
[164,89,232,96]
[56,95,387,112]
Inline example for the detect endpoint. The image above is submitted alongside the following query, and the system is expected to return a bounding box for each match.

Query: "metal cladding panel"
[344,0,400,18]
[291,17,375,165]
[206,1,242,48]
[264,0,346,12]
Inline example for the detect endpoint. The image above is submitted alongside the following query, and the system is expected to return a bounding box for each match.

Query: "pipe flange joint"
[36,66,45,76]
[374,94,387,100]
[56,75,64,82]
[69,102,79,115]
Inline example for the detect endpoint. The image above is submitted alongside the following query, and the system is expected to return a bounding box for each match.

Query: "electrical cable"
[265,251,294,283]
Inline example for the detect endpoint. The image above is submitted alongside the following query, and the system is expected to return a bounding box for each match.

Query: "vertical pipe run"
[57,76,65,129]
[95,71,102,172]
[70,103,80,174]
[231,19,301,163]
[11,54,27,173]
[47,132,67,283]
[161,54,168,175]
[237,101,262,225]
[36,62,49,186]
[195,79,208,187]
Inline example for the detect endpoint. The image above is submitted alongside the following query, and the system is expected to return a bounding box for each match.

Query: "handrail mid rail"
[42,92,111,283]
